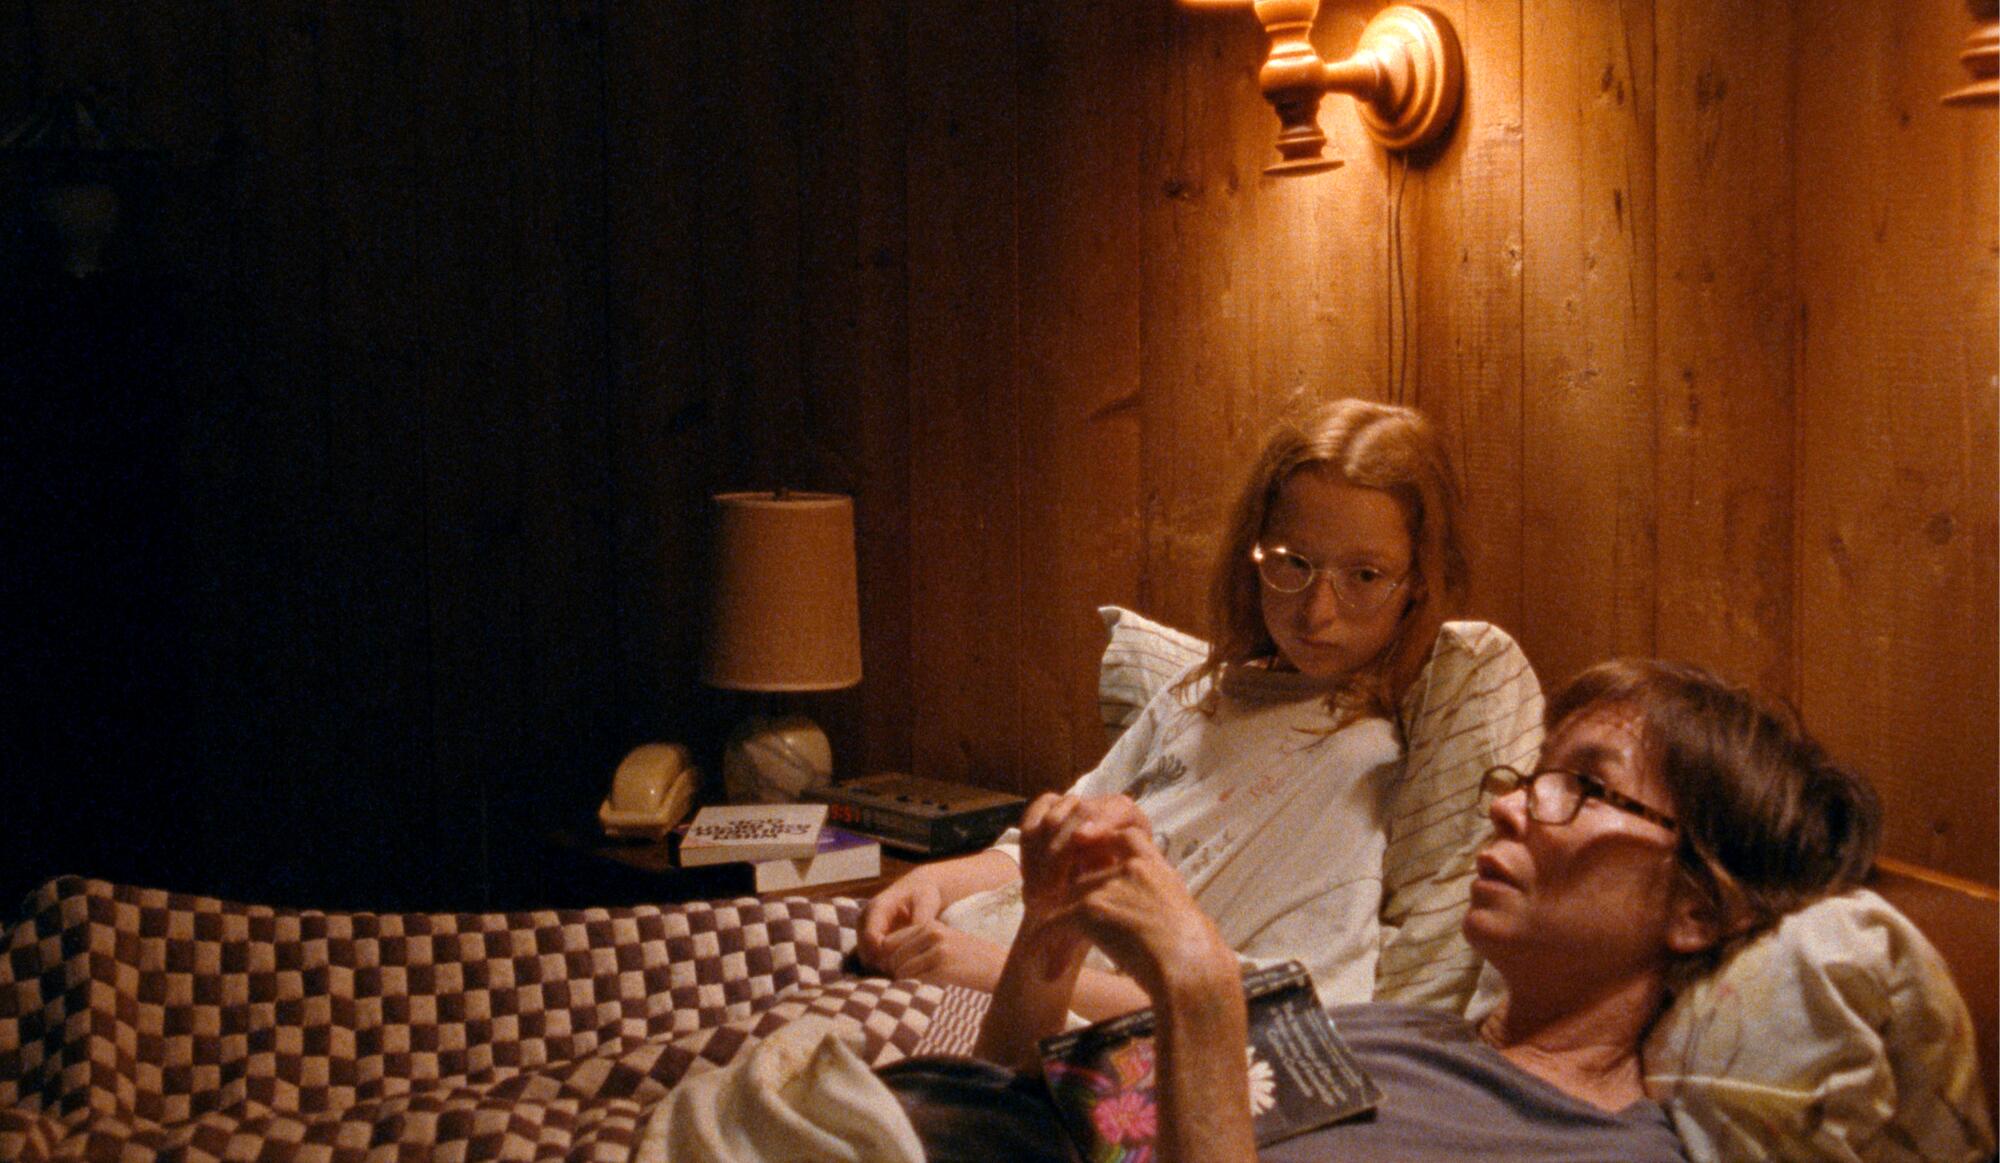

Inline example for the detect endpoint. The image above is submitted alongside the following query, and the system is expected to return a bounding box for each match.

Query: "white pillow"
[1644,889,1995,1163]
[1093,608,1541,1013]
[1096,606,1207,745]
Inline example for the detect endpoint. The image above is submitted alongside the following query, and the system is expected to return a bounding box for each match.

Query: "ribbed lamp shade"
[702,492,863,691]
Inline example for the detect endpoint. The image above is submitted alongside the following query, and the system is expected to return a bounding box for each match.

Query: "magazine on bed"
[1038,959,1379,1157]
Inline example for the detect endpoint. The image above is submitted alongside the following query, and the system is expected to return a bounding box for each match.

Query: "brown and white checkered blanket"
[0,876,985,1162]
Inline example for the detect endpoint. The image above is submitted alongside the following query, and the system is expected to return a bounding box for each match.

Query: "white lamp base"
[722,714,835,803]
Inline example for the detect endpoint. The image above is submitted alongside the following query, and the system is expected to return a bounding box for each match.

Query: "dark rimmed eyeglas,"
[1480,764,1679,832]
[1251,544,1409,614]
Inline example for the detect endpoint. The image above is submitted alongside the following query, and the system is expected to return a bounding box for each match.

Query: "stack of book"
[674,802,882,892]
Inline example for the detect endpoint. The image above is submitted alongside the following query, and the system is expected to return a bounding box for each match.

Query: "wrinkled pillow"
[1644,889,1995,1163]
[1096,606,1207,746]
[1092,608,1541,1014]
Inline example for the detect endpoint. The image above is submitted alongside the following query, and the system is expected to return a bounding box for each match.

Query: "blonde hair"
[1178,399,1469,724]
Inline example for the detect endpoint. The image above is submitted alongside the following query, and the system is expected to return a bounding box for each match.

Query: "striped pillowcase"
[1097,605,1208,745]
[1376,622,1543,1012]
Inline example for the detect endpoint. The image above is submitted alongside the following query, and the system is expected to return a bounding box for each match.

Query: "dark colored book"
[1038,960,1379,1157]
[803,773,1026,855]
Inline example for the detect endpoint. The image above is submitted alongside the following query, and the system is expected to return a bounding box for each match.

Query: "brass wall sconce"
[1942,0,1997,106]
[1253,2,1464,175]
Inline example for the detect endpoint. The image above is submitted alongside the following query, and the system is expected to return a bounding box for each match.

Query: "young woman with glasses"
[858,399,1472,1019]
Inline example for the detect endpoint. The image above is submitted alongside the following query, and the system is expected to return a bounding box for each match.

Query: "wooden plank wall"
[1795,4,1999,875]
[2,0,1991,906]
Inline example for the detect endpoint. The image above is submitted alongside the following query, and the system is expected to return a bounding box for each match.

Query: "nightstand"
[542,826,919,906]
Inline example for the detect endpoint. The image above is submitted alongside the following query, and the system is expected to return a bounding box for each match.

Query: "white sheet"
[638,1015,924,1163]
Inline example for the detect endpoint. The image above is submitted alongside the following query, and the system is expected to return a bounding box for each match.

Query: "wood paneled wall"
[1796,5,1999,876]
[2,0,1991,908]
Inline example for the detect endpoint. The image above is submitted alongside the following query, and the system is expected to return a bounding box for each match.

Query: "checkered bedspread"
[0,876,985,1162]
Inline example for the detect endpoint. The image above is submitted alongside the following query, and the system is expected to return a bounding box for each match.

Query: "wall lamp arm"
[1253,2,1464,176]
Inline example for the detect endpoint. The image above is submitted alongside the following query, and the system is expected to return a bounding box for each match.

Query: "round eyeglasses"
[1480,764,1679,832]
[1251,543,1409,614]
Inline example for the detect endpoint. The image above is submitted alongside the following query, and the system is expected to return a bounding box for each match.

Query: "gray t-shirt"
[1260,1003,1687,1162]
[884,1002,1689,1161]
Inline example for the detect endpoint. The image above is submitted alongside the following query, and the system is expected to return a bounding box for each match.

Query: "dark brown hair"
[1178,398,1469,724]
[1547,658,1882,969]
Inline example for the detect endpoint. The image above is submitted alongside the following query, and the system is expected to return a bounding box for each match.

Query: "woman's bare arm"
[1151,934,1257,1163]
[857,847,1020,971]
[1065,964,1152,1020]
[973,913,1088,1070]
[972,793,1156,1063]
[1056,816,1259,1163]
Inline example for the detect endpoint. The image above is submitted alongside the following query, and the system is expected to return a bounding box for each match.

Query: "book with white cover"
[751,825,882,892]
[678,803,827,866]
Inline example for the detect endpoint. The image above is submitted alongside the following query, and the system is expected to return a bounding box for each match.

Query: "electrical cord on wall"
[1385,152,1412,406]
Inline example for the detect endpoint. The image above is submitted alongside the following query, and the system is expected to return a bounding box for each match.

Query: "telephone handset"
[598,742,698,839]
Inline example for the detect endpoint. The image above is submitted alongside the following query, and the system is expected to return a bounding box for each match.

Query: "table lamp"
[702,490,862,803]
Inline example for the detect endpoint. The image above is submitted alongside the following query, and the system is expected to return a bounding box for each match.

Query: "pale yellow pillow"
[1095,606,1206,745]
[1644,889,1995,1163]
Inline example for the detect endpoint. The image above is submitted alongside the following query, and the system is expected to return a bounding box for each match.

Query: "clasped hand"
[1014,793,1225,1001]
[858,792,1228,1006]
[851,795,1155,983]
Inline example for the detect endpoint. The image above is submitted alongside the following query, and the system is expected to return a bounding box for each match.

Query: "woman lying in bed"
[880,658,1883,1161]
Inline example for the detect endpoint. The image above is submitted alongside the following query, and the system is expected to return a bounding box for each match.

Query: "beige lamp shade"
[702,491,863,691]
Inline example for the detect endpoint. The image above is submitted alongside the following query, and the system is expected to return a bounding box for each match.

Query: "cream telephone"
[598,743,698,840]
